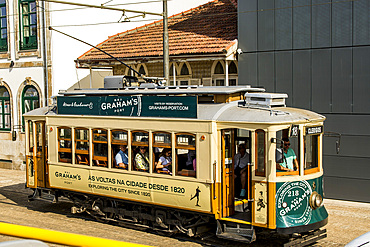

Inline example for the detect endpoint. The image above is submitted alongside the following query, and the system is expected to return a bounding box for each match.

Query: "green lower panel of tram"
[275,176,328,228]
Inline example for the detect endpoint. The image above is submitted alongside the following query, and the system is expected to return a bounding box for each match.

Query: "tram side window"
[132,131,149,172]
[75,128,89,165]
[28,121,34,152]
[276,128,300,176]
[92,129,108,167]
[255,130,265,176]
[153,132,172,175]
[58,127,72,163]
[304,134,319,173]
[112,130,128,170]
[176,133,196,178]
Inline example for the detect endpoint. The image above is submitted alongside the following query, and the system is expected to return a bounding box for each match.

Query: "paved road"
[0,168,369,246]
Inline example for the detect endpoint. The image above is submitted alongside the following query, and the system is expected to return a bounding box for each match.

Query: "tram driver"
[234,144,249,198]
[115,145,128,169]
[276,138,299,172]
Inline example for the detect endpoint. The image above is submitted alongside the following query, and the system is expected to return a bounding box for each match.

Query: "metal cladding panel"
[324,114,370,136]
[275,0,292,50]
[323,176,370,203]
[257,0,275,51]
[292,50,311,110]
[323,155,370,181]
[332,48,353,113]
[312,49,331,113]
[293,0,311,49]
[239,0,257,52]
[332,1,353,47]
[312,0,331,48]
[324,134,370,158]
[354,0,370,46]
[353,47,370,113]
[239,53,258,86]
[258,52,274,91]
[275,51,293,106]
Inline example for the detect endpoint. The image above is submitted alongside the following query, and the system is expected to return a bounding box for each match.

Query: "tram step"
[216,220,255,243]
[28,189,58,203]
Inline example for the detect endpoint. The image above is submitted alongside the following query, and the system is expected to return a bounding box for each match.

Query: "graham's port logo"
[276,181,312,227]
[55,171,81,181]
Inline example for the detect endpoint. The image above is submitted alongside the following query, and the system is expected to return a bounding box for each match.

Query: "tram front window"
[276,128,300,176]
[304,134,319,173]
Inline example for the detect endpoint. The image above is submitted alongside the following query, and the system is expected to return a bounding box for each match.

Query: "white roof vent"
[244,92,288,108]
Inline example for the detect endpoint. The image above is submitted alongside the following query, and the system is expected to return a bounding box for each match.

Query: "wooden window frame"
[304,134,320,175]
[19,0,37,50]
[111,129,128,169]
[58,127,72,163]
[152,131,172,174]
[131,130,149,171]
[0,0,7,52]
[175,133,196,177]
[74,128,89,165]
[92,128,108,167]
[255,129,266,177]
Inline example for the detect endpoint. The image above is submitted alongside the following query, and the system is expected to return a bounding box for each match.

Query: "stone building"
[0,0,52,169]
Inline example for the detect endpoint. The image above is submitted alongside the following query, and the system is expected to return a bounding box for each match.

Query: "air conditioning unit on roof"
[244,92,288,108]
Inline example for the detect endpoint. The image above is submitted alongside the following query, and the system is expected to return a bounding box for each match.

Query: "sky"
[50,0,211,94]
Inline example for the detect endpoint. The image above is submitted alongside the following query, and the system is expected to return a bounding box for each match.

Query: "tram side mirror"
[276,148,284,163]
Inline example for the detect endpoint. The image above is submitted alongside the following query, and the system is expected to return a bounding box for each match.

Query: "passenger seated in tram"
[234,144,249,198]
[156,148,172,175]
[115,145,128,169]
[186,150,196,170]
[135,146,149,171]
[276,138,299,172]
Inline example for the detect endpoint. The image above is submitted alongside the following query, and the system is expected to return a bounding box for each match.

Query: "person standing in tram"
[135,146,149,171]
[234,144,249,198]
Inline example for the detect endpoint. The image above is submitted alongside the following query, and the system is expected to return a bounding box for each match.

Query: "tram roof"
[25,101,325,124]
[58,85,265,96]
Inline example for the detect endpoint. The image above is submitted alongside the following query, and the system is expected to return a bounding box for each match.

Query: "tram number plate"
[290,125,299,137]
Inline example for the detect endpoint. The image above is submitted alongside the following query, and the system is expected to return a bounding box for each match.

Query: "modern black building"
[238,0,370,202]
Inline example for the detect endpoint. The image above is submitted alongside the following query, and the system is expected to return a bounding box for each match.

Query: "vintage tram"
[24,77,327,246]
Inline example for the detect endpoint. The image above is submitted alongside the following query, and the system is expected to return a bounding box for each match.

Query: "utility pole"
[163,0,169,85]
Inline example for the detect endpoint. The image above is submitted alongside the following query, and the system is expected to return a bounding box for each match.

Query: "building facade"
[238,0,370,202]
[76,0,239,88]
[0,0,52,169]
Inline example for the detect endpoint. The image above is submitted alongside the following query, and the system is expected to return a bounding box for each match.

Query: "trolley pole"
[163,0,169,85]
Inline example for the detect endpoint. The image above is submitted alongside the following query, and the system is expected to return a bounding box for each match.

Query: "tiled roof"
[78,0,237,62]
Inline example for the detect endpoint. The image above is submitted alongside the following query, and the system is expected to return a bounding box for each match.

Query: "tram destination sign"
[57,95,197,118]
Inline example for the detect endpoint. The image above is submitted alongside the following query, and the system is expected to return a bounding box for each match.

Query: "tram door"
[221,129,235,217]
[35,121,47,188]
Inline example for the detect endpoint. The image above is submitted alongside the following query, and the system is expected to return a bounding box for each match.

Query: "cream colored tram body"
[24,82,327,245]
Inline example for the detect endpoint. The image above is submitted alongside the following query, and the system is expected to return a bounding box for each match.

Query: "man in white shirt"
[234,144,249,197]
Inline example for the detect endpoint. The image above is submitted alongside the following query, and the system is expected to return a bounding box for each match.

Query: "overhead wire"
[1,0,362,36]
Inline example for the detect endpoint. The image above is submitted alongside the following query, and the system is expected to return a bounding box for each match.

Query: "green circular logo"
[276,181,313,227]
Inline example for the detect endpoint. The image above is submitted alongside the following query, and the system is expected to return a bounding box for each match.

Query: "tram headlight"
[309,192,323,209]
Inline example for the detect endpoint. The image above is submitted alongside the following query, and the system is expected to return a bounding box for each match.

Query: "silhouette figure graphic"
[190,186,201,207]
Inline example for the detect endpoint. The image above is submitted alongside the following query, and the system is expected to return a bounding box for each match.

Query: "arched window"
[228,61,238,74]
[138,64,146,75]
[22,85,39,129]
[214,62,224,74]
[180,63,189,75]
[0,86,10,130]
